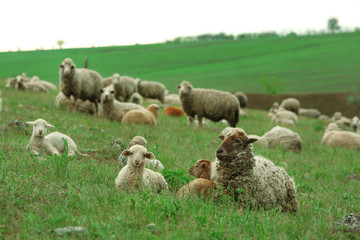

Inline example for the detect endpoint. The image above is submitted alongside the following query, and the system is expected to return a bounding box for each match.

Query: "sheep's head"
[177,81,193,95]
[129,136,147,147]
[15,76,26,90]
[189,159,212,180]
[121,145,154,168]
[326,122,340,132]
[100,85,115,103]
[26,119,54,138]
[216,128,257,161]
[333,112,342,121]
[60,58,76,79]
[147,104,160,119]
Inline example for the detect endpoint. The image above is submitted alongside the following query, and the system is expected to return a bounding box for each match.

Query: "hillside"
[1,32,360,94]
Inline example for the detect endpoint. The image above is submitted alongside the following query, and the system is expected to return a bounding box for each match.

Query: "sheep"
[271,108,298,126]
[128,92,143,105]
[26,119,87,156]
[118,136,165,172]
[115,145,168,193]
[55,92,96,115]
[164,94,182,105]
[351,116,359,130]
[234,91,248,108]
[29,76,57,90]
[268,102,280,117]
[213,128,298,212]
[137,79,166,103]
[176,159,216,199]
[321,123,360,150]
[178,81,239,127]
[332,112,351,128]
[59,58,103,108]
[163,106,186,117]
[98,85,145,122]
[15,75,48,92]
[121,104,159,126]
[279,98,300,114]
[319,114,331,122]
[111,74,139,102]
[299,108,321,118]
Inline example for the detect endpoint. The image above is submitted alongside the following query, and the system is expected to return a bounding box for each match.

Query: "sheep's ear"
[46,123,55,128]
[244,138,257,146]
[177,85,181,89]
[121,149,131,157]
[145,152,154,159]
[26,121,35,126]
[59,65,64,68]
[218,135,225,140]
[201,162,206,168]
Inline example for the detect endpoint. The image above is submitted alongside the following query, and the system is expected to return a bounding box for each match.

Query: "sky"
[1,0,359,52]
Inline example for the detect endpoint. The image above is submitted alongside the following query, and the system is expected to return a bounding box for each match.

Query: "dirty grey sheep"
[279,98,300,114]
[137,79,166,103]
[234,91,248,108]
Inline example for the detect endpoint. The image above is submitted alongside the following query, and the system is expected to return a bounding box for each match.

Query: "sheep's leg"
[198,117,203,127]
[48,147,60,155]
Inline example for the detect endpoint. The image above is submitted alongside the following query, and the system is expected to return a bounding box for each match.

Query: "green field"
[0,81,359,239]
[1,32,360,94]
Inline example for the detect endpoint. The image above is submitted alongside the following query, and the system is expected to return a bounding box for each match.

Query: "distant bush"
[259,77,283,95]
[346,86,360,110]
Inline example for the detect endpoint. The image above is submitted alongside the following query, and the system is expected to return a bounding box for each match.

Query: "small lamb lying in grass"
[26,119,87,156]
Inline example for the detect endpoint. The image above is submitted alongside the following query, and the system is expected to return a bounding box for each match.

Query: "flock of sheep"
[3,57,360,214]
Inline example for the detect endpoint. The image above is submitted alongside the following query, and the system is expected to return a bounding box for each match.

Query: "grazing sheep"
[234,91,248,108]
[128,92,143,105]
[332,112,351,128]
[176,159,216,199]
[164,94,182,105]
[299,108,321,118]
[178,81,239,127]
[59,58,103,108]
[121,104,159,126]
[279,98,300,114]
[137,79,166,103]
[321,123,360,150]
[163,106,186,117]
[98,85,144,122]
[26,119,87,156]
[118,136,165,172]
[351,116,359,130]
[115,145,168,193]
[213,128,298,212]
[55,92,96,115]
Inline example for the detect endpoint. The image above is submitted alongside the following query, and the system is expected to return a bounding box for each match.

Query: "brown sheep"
[163,106,186,117]
[121,104,160,126]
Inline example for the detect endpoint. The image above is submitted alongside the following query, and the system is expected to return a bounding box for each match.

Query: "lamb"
[98,85,144,122]
[55,92,96,115]
[279,98,300,114]
[163,106,186,117]
[121,104,159,126]
[299,108,321,118]
[26,118,87,156]
[137,79,166,103]
[164,94,182,106]
[59,58,103,108]
[234,91,248,108]
[178,81,239,127]
[118,136,165,172]
[128,92,143,105]
[115,145,168,193]
[176,159,216,199]
[213,128,298,212]
[332,112,351,128]
[321,123,360,150]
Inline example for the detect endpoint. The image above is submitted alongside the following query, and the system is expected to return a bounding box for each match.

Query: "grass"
[1,32,360,94]
[0,81,359,239]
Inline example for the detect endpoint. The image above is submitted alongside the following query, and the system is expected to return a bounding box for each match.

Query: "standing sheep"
[137,79,166,103]
[121,104,159,126]
[279,98,300,114]
[213,128,298,212]
[112,74,139,102]
[26,119,87,156]
[299,108,321,119]
[178,81,239,127]
[321,123,360,150]
[59,58,103,109]
[234,91,248,108]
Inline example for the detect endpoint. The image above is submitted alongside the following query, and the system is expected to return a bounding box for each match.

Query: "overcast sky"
[1,0,359,52]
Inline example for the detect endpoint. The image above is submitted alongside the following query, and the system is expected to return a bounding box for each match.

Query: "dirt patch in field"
[247,92,360,117]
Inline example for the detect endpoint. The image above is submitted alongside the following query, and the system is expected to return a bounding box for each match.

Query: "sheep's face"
[100,86,115,103]
[216,129,257,161]
[60,58,76,79]
[26,119,54,138]
[189,159,211,179]
[333,112,342,120]
[326,123,340,132]
[147,104,160,118]
[121,145,154,168]
[177,81,193,95]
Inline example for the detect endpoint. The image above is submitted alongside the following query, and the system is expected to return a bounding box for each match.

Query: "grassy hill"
[1,32,360,94]
[0,82,359,238]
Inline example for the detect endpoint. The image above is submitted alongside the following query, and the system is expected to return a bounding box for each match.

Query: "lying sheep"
[26,119,87,156]
[271,108,298,126]
[29,76,57,90]
[16,75,48,92]
[137,79,166,103]
[59,58,103,108]
[178,81,239,127]
[318,114,330,122]
[321,123,360,150]
[164,94,182,105]
[163,106,186,117]
[279,98,300,114]
[234,91,248,108]
[176,159,216,199]
[213,128,298,212]
[55,92,96,115]
[332,112,351,128]
[121,104,159,126]
[299,108,321,118]
[118,136,165,172]
[115,145,168,193]
[98,85,144,122]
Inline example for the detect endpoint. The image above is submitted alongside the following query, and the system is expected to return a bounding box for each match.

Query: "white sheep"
[121,104,159,126]
[299,108,321,118]
[271,108,298,126]
[213,128,298,213]
[137,79,166,103]
[59,58,103,108]
[351,116,359,130]
[115,145,168,193]
[164,94,182,106]
[29,76,57,90]
[26,119,87,156]
[98,85,145,122]
[128,92,143,105]
[279,98,300,114]
[332,112,351,128]
[111,74,139,102]
[321,122,360,150]
[178,81,240,127]
[15,75,48,92]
